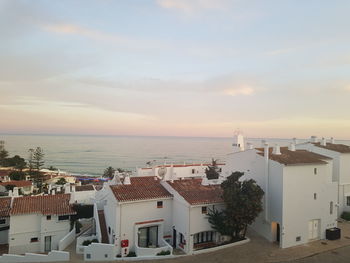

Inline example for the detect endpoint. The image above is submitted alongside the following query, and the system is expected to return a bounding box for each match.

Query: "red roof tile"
[313,142,350,153]
[110,176,172,202]
[0,180,32,187]
[11,194,76,216]
[75,185,95,192]
[256,147,329,165]
[0,197,11,217]
[0,170,11,178]
[169,179,223,205]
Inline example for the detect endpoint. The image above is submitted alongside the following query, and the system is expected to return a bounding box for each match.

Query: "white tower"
[232,130,245,152]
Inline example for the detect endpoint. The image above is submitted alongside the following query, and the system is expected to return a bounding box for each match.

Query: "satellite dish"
[158,167,167,179]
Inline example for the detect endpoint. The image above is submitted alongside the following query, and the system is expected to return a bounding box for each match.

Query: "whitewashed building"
[223,141,338,248]
[137,162,225,181]
[296,136,350,216]
[0,180,34,195]
[8,194,76,254]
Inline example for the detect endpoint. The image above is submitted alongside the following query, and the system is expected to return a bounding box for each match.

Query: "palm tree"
[103,166,115,179]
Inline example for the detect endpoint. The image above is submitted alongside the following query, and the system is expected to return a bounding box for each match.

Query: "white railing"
[58,227,76,251]
[135,238,173,257]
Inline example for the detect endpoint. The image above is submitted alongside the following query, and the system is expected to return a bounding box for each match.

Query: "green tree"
[208,171,264,240]
[4,155,26,170]
[28,147,45,192]
[103,166,115,179]
[56,177,67,185]
[205,158,220,180]
[9,170,26,181]
[0,141,9,166]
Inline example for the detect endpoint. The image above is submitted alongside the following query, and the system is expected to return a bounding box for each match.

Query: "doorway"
[308,219,320,240]
[138,226,159,248]
[44,236,51,252]
[276,223,280,243]
[173,228,177,248]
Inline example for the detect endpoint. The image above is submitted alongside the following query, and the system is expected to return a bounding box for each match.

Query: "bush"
[126,251,137,257]
[82,239,98,246]
[75,221,83,233]
[156,250,171,256]
[341,212,350,221]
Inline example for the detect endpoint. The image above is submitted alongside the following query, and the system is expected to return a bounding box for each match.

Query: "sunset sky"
[1,0,350,139]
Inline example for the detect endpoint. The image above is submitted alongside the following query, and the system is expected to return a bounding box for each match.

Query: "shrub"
[75,221,83,233]
[156,250,171,256]
[341,212,350,221]
[126,251,137,257]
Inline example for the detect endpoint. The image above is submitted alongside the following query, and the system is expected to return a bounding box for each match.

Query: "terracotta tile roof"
[168,178,223,205]
[75,185,95,192]
[11,194,76,216]
[313,142,350,153]
[0,197,11,217]
[0,170,11,178]
[256,147,329,165]
[141,163,225,170]
[110,176,172,202]
[0,180,32,187]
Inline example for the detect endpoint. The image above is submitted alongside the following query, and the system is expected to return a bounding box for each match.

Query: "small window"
[191,169,195,174]
[86,254,91,259]
[105,254,108,258]
[314,193,317,200]
[180,233,185,244]
[347,196,350,206]
[296,236,301,242]
[46,215,51,220]
[108,227,111,234]
[157,201,163,208]
[30,237,39,243]
[0,219,6,224]
[314,168,317,175]
[201,206,207,214]
[58,215,69,221]
[330,201,333,214]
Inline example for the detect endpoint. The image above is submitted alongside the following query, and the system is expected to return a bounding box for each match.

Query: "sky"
[1,0,350,139]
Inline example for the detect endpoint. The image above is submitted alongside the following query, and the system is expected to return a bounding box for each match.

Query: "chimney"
[264,143,269,159]
[52,189,55,195]
[247,142,253,150]
[13,187,19,197]
[292,138,297,145]
[272,144,281,155]
[201,177,209,186]
[64,183,70,194]
[288,142,296,151]
[321,137,327,146]
[123,175,131,185]
[330,137,335,144]
[310,136,318,143]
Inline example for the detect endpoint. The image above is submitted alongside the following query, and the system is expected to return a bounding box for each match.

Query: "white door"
[308,219,320,240]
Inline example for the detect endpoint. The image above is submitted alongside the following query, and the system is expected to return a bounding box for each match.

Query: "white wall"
[0,250,69,262]
[0,217,9,244]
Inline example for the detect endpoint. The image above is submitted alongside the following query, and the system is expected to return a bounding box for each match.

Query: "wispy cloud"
[156,0,228,14]
[223,85,255,96]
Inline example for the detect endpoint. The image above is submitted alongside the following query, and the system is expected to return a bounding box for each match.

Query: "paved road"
[282,245,350,263]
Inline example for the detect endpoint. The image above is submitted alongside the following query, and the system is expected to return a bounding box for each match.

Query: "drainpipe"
[264,143,269,222]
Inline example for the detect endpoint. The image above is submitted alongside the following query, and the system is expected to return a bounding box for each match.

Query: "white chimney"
[78,181,82,186]
[201,177,209,186]
[13,187,19,197]
[272,144,281,155]
[321,137,327,146]
[264,143,269,160]
[292,138,297,145]
[330,137,335,144]
[247,142,253,150]
[124,175,131,185]
[310,136,318,143]
[288,142,296,151]
[64,183,70,194]
[52,189,55,195]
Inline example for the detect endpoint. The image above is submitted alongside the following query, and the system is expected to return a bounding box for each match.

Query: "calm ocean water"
[1,135,349,176]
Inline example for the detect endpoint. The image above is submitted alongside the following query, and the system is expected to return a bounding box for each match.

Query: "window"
[138,226,158,248]
[193,231,215,244]
[86,254,91,259]
[314,168,317,175]
[314,193,317,200]
[347,196,350,206]
[296,236,301,242]
[108,227,111,234]
[30,237,39,243]
[330,201,334,214]
[201,206,207,214]
[192,169,195,174]
[0,219,5,224]
[157,201,163,208]
[58,215,69,221]
[46,215,51,220]
[179,233,185,244]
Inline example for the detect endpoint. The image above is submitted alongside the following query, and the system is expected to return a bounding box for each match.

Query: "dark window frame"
[58,215,69,221]
[201,206,207,214]
[157,201,163,208]
[30,237,39,243]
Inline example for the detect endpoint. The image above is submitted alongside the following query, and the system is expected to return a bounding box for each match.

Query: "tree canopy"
[103,166,116,179]
[205,158,220,180]
[208,171,264,240]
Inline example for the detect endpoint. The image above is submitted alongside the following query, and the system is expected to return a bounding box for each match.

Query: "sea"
[1,135,349,177]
